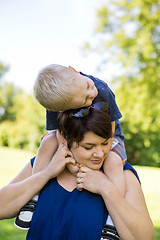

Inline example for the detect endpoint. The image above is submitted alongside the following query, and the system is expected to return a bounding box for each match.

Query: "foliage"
[0,91,46,152]
[0,62,46,153]
[83,0,160,166]
[0,62,9,79]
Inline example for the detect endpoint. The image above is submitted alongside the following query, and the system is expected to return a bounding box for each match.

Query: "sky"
[0,0,110,93]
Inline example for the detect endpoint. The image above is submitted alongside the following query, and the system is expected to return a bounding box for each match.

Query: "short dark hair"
[58,98,112,149]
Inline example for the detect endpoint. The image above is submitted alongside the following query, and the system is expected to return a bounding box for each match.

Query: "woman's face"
[70,131,113,170]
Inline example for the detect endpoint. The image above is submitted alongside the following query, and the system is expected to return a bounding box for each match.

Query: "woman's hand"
[45,143,75,179]
[67,163,80,176]
[56,129,80,176]
[76,166,108,194]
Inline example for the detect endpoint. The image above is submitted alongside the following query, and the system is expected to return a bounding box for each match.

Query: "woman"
[24,99,154,240]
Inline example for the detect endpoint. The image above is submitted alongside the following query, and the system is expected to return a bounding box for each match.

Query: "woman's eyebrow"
[83,143,95,146]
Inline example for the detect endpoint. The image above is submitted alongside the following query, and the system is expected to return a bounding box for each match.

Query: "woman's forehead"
[80,132,107,144]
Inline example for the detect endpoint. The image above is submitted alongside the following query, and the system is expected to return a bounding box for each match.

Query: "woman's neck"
[57,168,77,192]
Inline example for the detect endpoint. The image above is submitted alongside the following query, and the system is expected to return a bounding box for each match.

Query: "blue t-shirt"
[26,177,108,240]
[28,158,140,240]
[46,72,124,138]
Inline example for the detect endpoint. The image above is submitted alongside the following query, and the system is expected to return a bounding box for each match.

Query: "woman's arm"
[103,170,154,240]
[0,143,75,220]
[0,163,51,219]
[77,167,154,240]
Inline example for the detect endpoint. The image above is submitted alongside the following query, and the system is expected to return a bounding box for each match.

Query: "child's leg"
[103,151,126,196]
[103,136,127,196]
[14,131,58,230]
[103,136,127,226]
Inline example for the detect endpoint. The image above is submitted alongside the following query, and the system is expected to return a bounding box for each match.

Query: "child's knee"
[106,151,123,168]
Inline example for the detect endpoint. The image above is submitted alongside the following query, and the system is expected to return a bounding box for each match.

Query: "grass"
[0,146,34,240]
[0,146,160,239]
[134,166,160,240]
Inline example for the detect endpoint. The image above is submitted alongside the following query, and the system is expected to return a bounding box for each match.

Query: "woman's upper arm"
[124,170,152,220]
[9,162,33,184]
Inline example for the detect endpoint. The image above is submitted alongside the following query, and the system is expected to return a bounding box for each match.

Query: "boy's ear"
[68,66,79,73]
[56,130,67,147]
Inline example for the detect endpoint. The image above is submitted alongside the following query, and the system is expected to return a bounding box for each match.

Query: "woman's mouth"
[91,159,102,164]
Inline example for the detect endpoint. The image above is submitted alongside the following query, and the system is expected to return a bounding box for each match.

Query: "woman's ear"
[56,130,68,147]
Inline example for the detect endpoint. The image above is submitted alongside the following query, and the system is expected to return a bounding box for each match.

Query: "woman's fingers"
[77,172,86,178]
[65,157,75,165]
[79,166,91,173]
[58,143,73,158]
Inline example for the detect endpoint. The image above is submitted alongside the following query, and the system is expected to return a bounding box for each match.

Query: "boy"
[15,64,127,230]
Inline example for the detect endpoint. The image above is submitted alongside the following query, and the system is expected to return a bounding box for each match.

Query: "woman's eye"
[84,146,92,150]
[102,142,108,146]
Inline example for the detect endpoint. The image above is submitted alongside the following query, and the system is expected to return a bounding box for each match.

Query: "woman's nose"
[93,148,104,158]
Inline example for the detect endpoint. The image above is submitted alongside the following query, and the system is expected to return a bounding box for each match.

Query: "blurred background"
[0,0,159,239]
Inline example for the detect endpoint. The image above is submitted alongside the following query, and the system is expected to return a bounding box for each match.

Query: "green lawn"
[0,147,160,240]
[0,147,33,240]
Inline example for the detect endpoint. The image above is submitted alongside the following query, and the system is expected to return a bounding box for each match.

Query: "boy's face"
[70,73,98,109]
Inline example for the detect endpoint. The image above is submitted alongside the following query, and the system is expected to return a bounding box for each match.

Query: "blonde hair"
[34,64,75,111]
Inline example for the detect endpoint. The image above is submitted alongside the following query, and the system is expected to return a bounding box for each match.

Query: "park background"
[0,0,159,239]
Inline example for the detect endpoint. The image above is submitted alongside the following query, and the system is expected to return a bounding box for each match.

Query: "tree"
[0,62,9,79]
[0,62,10,120]
[84,0,160,166]
[0,61,46,153]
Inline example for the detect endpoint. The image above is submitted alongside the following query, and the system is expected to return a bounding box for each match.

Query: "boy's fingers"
[77,172,85,178]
